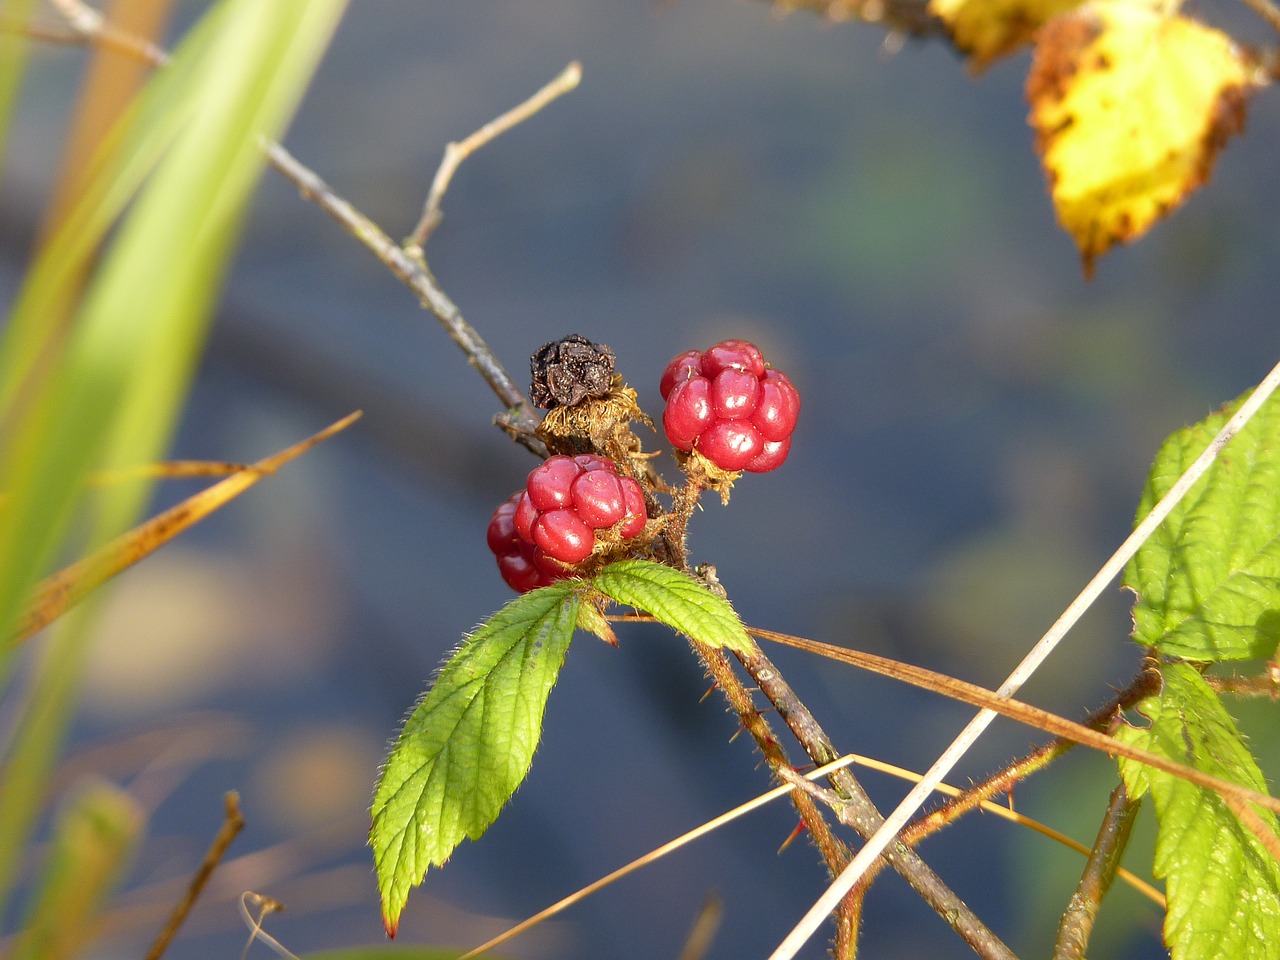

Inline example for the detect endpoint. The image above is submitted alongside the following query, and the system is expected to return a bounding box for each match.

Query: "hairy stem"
[740,644,1017,960]
[694,644,859,958]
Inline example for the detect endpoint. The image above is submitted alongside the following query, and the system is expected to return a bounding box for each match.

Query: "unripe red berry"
[571,469,628,528]
[701,339,765,379]
[619,481,647,538]
[532,509,595,564]
[745,437,790,473]
[659,350,703,400]
[660,339,798,473]
[699,420,763,471]
[749,370,801,443]
[663,377,715,451]
[487,454,649,591]
[488,492,561,593]
[710,368,761,419]
[527,455,580,510]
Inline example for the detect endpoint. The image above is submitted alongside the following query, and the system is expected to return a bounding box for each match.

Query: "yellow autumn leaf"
[929,0,1084,72]
[1026,0,1261,275]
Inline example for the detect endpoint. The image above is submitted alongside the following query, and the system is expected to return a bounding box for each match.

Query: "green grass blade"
[10,780,142,960]
[0,0,348,926]
[371,586,579,937]
[0,0,40,177]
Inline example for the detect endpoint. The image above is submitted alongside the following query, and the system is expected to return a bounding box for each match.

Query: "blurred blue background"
[4,1,1280,958]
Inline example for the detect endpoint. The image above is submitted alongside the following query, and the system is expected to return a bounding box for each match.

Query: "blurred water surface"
[4,2,1280,958]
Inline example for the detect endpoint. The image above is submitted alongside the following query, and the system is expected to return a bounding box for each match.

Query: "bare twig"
[1238,0,1280,39]
[1052,784,1142,960]
[144,791,245,960]
[265,142,546,455]
[407,61,582,251]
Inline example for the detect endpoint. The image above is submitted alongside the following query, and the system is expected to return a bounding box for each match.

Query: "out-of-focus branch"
[143,792,244,960]
[767,0,943,38]
[37,0,169,64]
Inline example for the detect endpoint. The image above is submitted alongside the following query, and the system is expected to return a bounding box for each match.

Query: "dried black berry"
[530,334,617,409]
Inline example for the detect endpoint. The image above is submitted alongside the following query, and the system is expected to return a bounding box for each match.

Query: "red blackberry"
[487,455,648,592]
[660,340,800,473]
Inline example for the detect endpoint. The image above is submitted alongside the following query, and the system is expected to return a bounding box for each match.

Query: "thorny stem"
[695,645,859,958]
[1206,668,1280,699]
[741,643,1018,960]
[1052,784,1141,960]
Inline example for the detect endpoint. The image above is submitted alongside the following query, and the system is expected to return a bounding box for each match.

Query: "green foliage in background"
[0,0,347,951]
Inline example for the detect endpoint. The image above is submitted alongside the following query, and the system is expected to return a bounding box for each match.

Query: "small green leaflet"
[1115,663,1280,960]
[370,585,578,937]
[1125,390,1280,661]
[591,560,752,654]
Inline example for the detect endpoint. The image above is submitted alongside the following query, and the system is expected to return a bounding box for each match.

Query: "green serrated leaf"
[1125,390,1280,661]
[1115,663,1280,960]
[370,585,579,936]
[591,559,752,654]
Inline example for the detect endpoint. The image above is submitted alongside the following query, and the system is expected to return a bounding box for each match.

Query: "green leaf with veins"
[370,584,578,936]
[1125,389,1280,661]
[591,559,752,654]
[1115,663,1280,960]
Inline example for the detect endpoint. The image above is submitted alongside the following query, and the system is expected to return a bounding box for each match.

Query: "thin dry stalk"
[143,791,245,960]
[407,61,582,250]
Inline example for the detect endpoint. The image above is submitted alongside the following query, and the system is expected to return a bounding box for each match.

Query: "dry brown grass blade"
[88,460,252,484]
[10,410,361,645]
[748,625,1280,823]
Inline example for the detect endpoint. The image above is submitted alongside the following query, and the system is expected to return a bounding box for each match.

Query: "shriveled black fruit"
[530,334,616,409]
